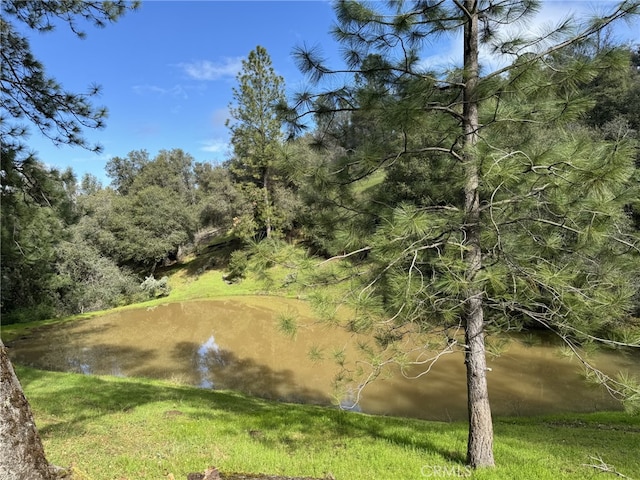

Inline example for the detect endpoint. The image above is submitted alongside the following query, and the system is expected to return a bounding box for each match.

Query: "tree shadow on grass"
[14,338,331,439]
[16,359,469,465]
[238,397,469,464]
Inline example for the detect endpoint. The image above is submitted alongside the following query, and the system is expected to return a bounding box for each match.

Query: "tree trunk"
[461,0,495,468]
[263,168,272,238]
[0,339,55,480]
[463,295,494,467]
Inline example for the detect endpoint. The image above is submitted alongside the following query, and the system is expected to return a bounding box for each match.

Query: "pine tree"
[227,46,288,238]
[288,0,640,468]
[1,0,139,161]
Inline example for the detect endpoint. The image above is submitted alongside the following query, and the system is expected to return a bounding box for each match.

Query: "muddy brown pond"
[7,297,639,421]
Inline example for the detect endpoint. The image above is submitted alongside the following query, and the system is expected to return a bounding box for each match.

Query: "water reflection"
[68,358,91,375]
[196,335,224,388]
[6,297,639,421]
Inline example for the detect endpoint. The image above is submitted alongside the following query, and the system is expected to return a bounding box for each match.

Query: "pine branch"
[582,455,633,479]
[485,1,640,82]
[317,246,372,266]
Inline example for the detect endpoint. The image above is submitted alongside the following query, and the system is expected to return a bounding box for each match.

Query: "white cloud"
[132,84,188,99]
[418,1,635,74]
[418,33,463,72]
[478,1,636,70]
[178,57,243,81]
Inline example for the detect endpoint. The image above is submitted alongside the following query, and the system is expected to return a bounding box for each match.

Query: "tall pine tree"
[227,46,288,238]
[288,0,640,467]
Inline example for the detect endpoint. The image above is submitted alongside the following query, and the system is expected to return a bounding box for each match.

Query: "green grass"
[6,247,640,478]
[16,366,640,480]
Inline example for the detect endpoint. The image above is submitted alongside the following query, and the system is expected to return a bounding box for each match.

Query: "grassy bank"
[6,248,640,478]
[17,366,640,480]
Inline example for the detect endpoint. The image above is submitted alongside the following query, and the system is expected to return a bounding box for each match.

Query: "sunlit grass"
[16,366,640,480]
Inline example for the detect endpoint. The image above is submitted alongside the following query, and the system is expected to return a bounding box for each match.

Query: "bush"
[53,241,142,314]
[224,250,249,283]
[140,275,171,298]
[1,304,57,325]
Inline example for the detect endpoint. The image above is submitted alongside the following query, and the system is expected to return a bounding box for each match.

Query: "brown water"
[6,297,639,420]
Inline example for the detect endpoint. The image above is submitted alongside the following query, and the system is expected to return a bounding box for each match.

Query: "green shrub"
[140,275,171,298]
[1,304,57,325]
[224,249,249,282]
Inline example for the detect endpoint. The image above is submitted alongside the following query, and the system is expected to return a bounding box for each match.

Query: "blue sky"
[22,1,340,183]
[17,0,639,185]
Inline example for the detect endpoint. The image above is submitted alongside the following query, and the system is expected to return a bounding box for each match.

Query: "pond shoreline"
[6,296,637,421]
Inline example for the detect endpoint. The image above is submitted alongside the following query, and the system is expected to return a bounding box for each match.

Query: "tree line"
[3,40,638,325]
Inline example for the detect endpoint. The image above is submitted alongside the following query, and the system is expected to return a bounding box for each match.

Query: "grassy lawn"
[16,366,640,480]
